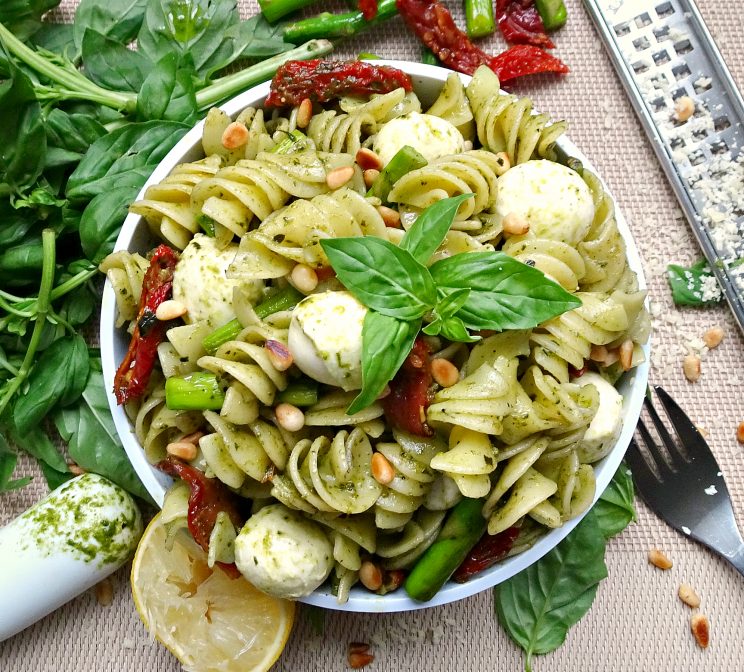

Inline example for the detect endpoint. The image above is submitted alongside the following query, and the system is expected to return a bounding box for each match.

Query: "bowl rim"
[99,59,650,613]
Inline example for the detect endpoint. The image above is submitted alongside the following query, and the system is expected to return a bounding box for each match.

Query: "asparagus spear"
[404,497,487,602]
[283,0,398,42]
[259,0,320,23]
[535,0,568,31]
[421,47,439,66]
[465,0,495,39]
[278,379,319,406]
[367,145,428,203]
[165,373,225,411]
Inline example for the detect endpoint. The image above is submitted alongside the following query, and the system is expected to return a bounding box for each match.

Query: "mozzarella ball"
[288,291,367,391]
[234,504,333,599]
[495,160,595,245]
[578,372,624,463]
[172,234,253,328]
[373,112,465,166]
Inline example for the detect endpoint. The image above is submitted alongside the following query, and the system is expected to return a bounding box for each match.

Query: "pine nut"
[736,421,744,444]
[431,358,459,387]
[358,561,383,591]
[221,121,249,149]
[68,463,85,476]
[166,441,198,461]
[155,299,187,321]
[326,165,354,190]
[290,263,318,294]
[590,344,608,362]
[678,583,701,608]
[348,643,374,669]
[619,339,634,371]
[502,212,530,236]
[363,168,380,187]
[674,96,695,122]
[355,148,383,171]
[683,353,701,382]
[648,548,673,570]
[494,151,511,173]
[377,205,401,228]
[296,98,312,129]
[463,140,473,151]
[265,339,294,371]
[690,613,710,649]
[180,431,205,445]
[275,403,305,432]
[371,452,395,485]
[702,325,724,349]
[95,578,114,607]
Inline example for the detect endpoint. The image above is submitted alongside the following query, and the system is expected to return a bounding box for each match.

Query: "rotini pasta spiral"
[202,106,277,165]
[98,250,149,327]
[430,426,498,498]
[466,65,566,165]
[129,155,223,250]
[426,72,475,141]
[376,508,447,570]
[502,234,587,292]
[271,428,382,515]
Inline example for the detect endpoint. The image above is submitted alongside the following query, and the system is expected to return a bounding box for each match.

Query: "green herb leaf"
[430,252,582,330]
[321,237,436,320]
[347,312,419,415]
[399,194,473,264]
[594,462,636,539]
[81,28,152,92]
[423,288,472,336]
[38,460,73,490]
[29,22,76,56]
[0,0,61,41]
[666,260,721,307]
[438,315,481,343]
[73,0,148,58]
[80,185,141,262]
[13,334,90,435]
[304,605,326,636]
[44,109,107,170]
[66,120,189,201]
[136,52,198,123]
[495,510,608,671]
[9,425,69,474]
[0,435,31,492]
[53,366,151,502]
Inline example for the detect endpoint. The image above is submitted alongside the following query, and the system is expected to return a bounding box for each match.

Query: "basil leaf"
[594,462,636,539]
[9,425,69,474]
[39,460,73,490]
[74,0,148,57]
[399,194,473,264]
[0,435,31,492]
[136,52,198,123]
[53,366,151,502]
[321,237,436,320]
[45,109,107,170]
[0,0,60,41]
[80,185,140,262]
[423,290,476,340]
[666,260,721,307]
[82,28,152,92]
[66,120,189,201]
[438,316,480,343]
[30,22,76,56]
[347,312,419,415]
[13,334,90,434]
[431,252,582,330]
[495,510,608,671]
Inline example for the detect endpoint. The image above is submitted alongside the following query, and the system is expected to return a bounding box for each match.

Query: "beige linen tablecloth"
[2,1,743,670]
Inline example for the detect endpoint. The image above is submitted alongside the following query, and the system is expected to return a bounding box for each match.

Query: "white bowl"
[100,60,650,613]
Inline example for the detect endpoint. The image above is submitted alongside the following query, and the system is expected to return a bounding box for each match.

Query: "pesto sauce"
[18,474,141,569]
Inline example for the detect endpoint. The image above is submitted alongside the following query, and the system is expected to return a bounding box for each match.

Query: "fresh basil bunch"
[321,195,582,414]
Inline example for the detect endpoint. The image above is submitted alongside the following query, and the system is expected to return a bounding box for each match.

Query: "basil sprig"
[320,195,582,414]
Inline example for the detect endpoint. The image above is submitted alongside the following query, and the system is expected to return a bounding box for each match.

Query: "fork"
[626,385,744,577]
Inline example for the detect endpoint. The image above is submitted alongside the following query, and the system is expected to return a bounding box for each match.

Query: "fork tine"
[654,386,719,471]
[643,394,688,468]
[636,417,673,476]
[625,437,663,497]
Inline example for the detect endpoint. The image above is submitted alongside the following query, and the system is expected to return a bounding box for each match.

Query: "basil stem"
[0,228,57,417]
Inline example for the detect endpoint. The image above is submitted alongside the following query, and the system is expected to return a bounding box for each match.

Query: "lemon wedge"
[131,513,295,672]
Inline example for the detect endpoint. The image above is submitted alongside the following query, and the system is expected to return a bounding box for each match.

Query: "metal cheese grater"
[583,0,744,333]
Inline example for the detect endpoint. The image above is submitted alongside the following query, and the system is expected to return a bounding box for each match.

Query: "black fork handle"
[726,545,744,577]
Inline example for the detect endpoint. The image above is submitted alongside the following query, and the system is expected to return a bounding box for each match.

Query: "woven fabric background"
[1,0,743,670]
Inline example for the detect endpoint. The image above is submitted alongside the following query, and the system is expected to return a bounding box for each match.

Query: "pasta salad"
[103,61,651,604]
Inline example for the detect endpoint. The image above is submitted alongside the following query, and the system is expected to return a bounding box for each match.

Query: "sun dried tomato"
[358,0,378,20]
[452,525,521,582]
[383,337,434,437]
[396,0,568,83]
[114,245,179,405]
[265,59,413,108]
[497,0,554,48]
[157,457,244,579]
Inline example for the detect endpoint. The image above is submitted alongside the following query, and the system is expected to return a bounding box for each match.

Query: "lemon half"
[131,514,295,672]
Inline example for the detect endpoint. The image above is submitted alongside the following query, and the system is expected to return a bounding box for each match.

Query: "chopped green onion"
[165,373,225,411]
[271,129,311,154]
[197,213,216,237]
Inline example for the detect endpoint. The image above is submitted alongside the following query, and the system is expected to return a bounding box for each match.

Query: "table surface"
[2,1,744,670]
